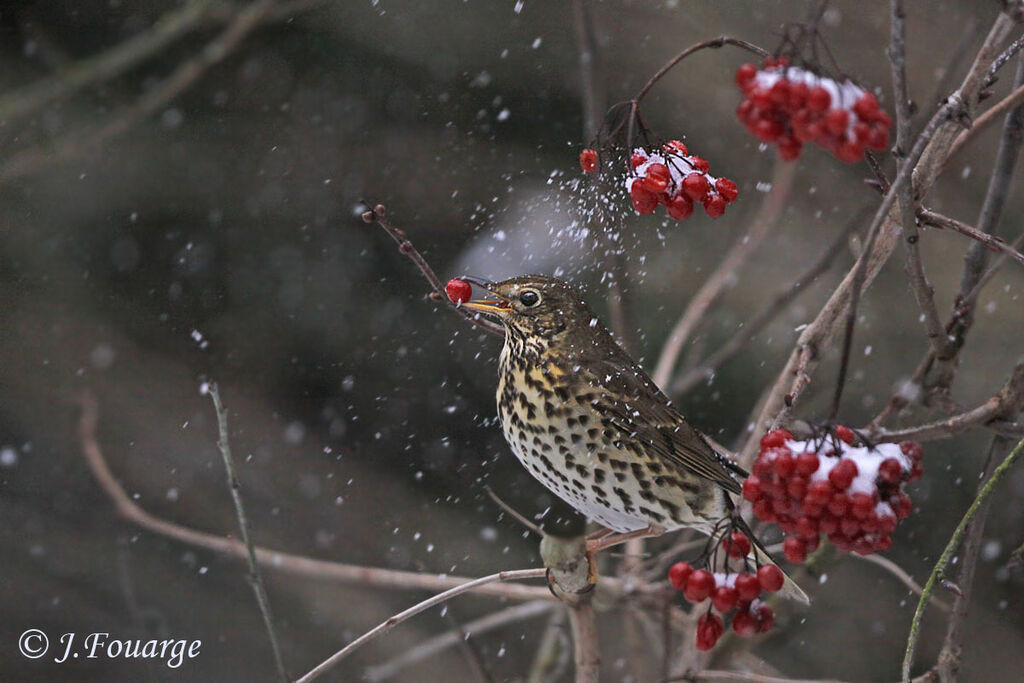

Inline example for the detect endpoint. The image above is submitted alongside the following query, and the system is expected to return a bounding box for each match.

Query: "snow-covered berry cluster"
[744,427,923,562]
[579,142,738,221]
[735,57,891,163]
[667,532,782,650]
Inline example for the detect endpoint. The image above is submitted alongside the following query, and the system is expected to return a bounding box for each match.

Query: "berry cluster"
[667,532,782,650]
[744,427,923,562]
[735,57,891,163]
[580,142,738,221]
[445,278,473,305]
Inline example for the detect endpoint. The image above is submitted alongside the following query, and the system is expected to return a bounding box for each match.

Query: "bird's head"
[461,274,598,343]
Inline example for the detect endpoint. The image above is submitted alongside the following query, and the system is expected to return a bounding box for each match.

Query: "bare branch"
[77,391,552,602]
[918,209,1024,267]
[671,212,859,397]
[888,0,914,156]
[364,601,555,681]
[361,204,505,337]
[847,553,949,612]
[206,383,288,682]
[295,568,549,683]
[948,81,1024,158]
[567,602,600,683]
[652,159,796,389]
[901,435,1024,681]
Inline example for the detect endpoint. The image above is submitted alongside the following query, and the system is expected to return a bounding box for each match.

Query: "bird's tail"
[732,514,810,605]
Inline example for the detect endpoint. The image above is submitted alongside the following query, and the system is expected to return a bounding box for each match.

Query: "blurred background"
[1,1,1022,680]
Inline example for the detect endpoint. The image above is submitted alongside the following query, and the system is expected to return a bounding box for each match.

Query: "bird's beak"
[459,277,512,315]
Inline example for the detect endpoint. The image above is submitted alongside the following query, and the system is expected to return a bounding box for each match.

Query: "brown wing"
[579,355,745,495]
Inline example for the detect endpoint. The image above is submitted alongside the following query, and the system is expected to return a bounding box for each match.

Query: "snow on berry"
[624,142,738,221]
[445,278,473,305]
[747,427,923,559]
[735,58,891,163]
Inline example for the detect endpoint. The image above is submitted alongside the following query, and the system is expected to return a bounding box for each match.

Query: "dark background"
[1,1,1022,681]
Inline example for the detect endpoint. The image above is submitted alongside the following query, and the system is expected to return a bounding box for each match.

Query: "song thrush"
[463,274,808,603]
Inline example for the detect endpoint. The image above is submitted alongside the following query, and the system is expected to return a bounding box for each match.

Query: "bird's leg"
[583,525,666,583]
[585,527,614,541]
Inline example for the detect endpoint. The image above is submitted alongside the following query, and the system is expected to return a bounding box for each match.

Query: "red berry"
[696,613,724,651]
[878,457,903,484]
[788,81,810,110]
[703,194,727,218]
[668,561,693,591]
[630,152,647,169]
[783,536,807,563]
[750,87,772,110]
[835,425,856,444]
[806,480,834,504]
[828,459,858,490]
[808,86,831,112]
[732,608,758,637]
[772,452,795,478]
[778,138,803,161]
[866,125,890,151]
[715,177,739,203]
[755,118,784,142]
[853,92,879,121]
[875,535,893,552]
[769,79,791,105]
[579,149,597,173]
[664,139,689,156]
[712,585,739,612]
[840,517,861,539]
[644,163,671,191]
[761,429,793,449]
[795,515,819,537]
[690,156,710,173]
[684,569,716,602]
[795,451,820,476]
[878,514,897,534]
[665,193,694,221]
[742,475,762,502]
[725,531,752,558]
[680,173,710,201]
[757,565,785,592]
[445,278,473,305]
[735,573,762,601]
[850,492,875,519]
[786,475,808,501]
[736,63,758,88]
[737,99,757,124]
[755,604,775,632]
[827,493,850,517]
[825,108,849,136]
[836,140,864,163]
[629,183,658,214]
[892,492,913,519]
[900,441,924,463]
[752,496,775,522]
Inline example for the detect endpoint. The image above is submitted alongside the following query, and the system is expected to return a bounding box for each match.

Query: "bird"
[461,274,808,603]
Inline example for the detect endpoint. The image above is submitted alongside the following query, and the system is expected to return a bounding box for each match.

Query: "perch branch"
[361,204,504,337]
[567,601,600,683]
[901,434,1024,681]
[295,568,549,683]
[206,383,288,682]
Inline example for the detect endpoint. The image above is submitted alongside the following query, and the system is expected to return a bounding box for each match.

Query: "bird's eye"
[519,290,540,307]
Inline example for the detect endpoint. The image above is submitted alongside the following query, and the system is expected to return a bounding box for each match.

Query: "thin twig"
[936,436,1013,680]
[901,435,1024,681]
[889,0,913,157]
[687,673,848,683]
[652,159,796,389]
[0,0,214,123]
[76,391,553,602]
[364,601,555,681]
[0,0,283,181]
[205,383,288,682]
[671,211,859,397]
[485,485,544,537]
[847,553,949,613]
[295,568,549,683]
[918,209,1024,267]
[949,81,1024,158]
[361,204,504,337]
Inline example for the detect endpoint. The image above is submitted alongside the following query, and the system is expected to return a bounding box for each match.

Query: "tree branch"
[205,383,288,682]
[901,434,1024,681]
[918,209,1024,267]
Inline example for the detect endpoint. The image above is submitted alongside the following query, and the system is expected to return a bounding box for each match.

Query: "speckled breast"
[495,345,704,534]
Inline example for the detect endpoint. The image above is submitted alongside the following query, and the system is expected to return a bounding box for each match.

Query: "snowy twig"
[295,568,549,683]
[77,391,552,602]
[901,435,1024,681]
[918,209,1024,267]
[671,205,860,397]
[205,383,288,682]
[361,204,504,337]
[0,0,284,181]
[364,601,555,681]
[652,158,796,389]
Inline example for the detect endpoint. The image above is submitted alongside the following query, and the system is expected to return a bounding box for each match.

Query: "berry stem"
[901,435,1024,681]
